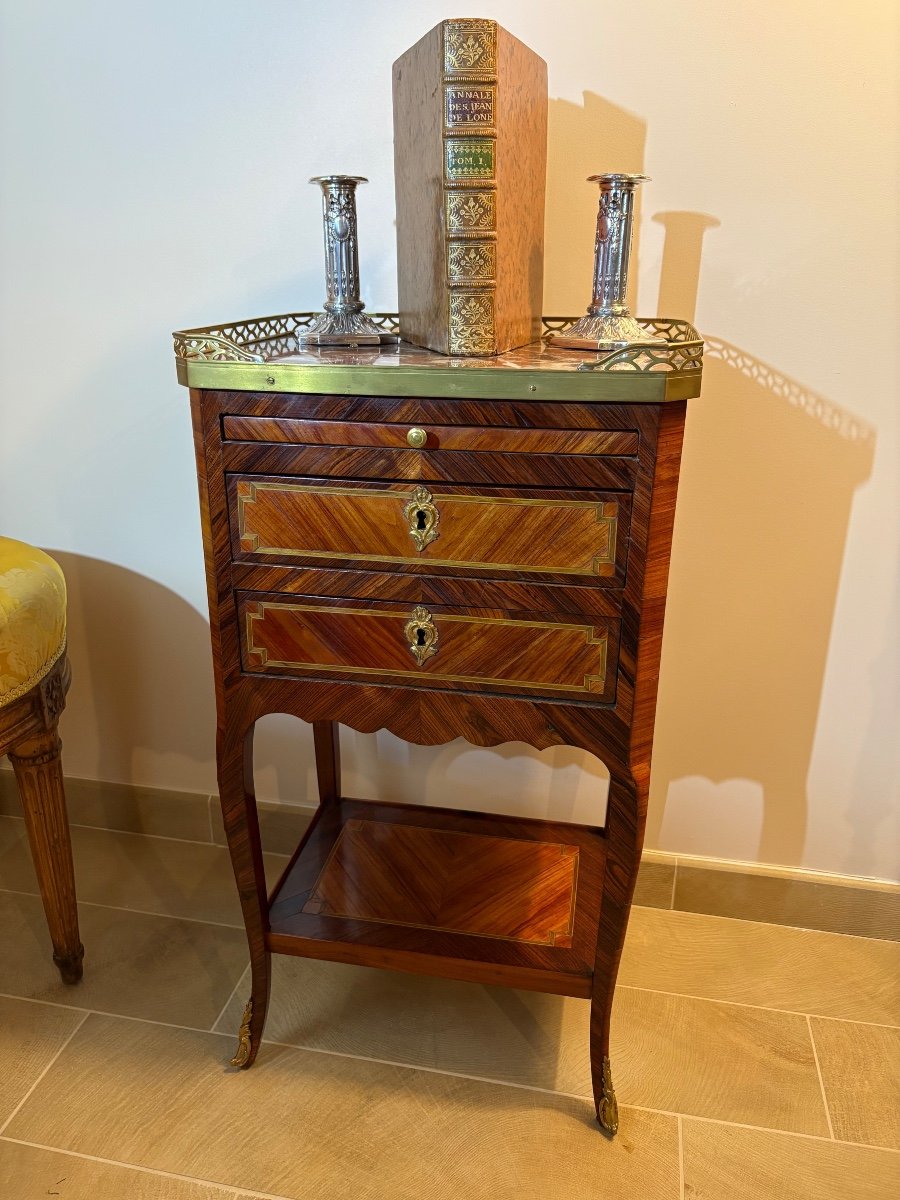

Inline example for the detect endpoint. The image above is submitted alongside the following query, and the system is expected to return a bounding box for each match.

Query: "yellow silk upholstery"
[0,537,67,708]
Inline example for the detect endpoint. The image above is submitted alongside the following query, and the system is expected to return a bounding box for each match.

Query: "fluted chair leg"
[8,728,84,983]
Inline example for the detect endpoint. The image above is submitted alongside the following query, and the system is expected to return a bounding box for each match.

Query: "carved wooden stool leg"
[8,728,84,984]
[590,769,643,1135]
[218,718,270,1068]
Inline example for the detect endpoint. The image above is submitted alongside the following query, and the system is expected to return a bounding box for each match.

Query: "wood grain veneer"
[302,817,579,947]
[186,348,696,1136]
[239,592,616,700]
[267,797,604,997]
[231,477,627,582]
[223,415,639,456]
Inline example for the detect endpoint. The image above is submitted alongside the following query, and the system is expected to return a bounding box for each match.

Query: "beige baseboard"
[1,769,896,941]
[640,846,897,892]
[633,853,898,942]
[0,768,309,857]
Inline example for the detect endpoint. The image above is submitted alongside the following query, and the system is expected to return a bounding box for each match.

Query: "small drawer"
[238,591,618,702]
[223,415,639,457]
[216,394,644,489]
[229,476,631,585]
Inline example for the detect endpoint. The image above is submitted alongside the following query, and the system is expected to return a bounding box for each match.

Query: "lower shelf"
[266,798,606,998]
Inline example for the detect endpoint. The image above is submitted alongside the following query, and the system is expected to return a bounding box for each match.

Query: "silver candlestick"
[549,173,664,351]
[298,175,391,346]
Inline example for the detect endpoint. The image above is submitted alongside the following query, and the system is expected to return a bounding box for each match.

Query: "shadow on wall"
[545,92,876,870]
[544,92,647,316]
[18,93,877,875]
[41,552,218,795]
[651,326,875,867]
[342,731,610,826]
[35,549,610,824]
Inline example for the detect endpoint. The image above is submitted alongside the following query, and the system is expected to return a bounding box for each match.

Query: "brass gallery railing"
[173,313,704,375]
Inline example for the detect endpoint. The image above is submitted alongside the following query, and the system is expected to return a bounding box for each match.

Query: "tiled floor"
[0,811,897,1199]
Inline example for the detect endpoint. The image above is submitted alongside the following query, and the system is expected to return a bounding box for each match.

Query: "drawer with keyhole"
[227,475,632,586]
[237,590,619,702]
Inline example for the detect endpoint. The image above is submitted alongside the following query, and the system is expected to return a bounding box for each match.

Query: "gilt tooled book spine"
[393,18,547,356]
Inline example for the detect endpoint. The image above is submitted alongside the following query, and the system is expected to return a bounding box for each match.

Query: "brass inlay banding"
[244,601,608,693]
[237,482,618,576]
[302,818,579,947]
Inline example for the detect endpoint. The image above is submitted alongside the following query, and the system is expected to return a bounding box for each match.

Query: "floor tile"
[618,906,900,1025]
[633,859,675,909]
[0,892,247,1029]
[681,1119,900,1199]
[211,798,311,856]
[0,815,288,927]
[217,957,829,1133]
[216,957,592,1095]
[7,1013,682,1200]
[0,1141,241,1200]
[614,987,829,1133]
[675,864,900,941]
[0,996,84,1125]
[0,771,213,843]
[811,1018,900,1149]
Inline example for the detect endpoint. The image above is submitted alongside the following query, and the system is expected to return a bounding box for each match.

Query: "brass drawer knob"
[405,606,438,666]
[407,427,427,448]
[403,486,440,552]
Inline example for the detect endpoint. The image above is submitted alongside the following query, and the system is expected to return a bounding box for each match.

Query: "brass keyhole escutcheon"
[407,427,427,448]
[403,485,440,552]
[405,606,438,667]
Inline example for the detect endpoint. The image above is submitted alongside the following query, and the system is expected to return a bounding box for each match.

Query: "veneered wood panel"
[221,442,638,490]
[303,817,578,947]
[229,562,624,620]
[216,391,655,432]
[267,797,606,996]
[222,415,639,456]
[240,593,615,699]
[231,477,627,581]
[187,378,694,1121]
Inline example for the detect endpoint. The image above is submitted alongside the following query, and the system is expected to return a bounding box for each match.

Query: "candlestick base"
[297,308,396,347]
[548,311,666,352]
[301,174,398,347]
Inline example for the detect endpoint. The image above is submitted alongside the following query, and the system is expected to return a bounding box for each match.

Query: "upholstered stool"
[0,537,83,983]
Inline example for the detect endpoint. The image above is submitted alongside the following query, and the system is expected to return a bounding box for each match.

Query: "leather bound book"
[393,18,547,356]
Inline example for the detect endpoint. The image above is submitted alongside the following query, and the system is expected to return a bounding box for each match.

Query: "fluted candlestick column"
[550,173,664,352]
[299,175,391,347]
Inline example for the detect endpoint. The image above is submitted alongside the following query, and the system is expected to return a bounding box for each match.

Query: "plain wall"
[1,1,897,882]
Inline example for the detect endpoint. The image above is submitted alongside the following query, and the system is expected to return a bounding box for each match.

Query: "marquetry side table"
[174,312,703,1135]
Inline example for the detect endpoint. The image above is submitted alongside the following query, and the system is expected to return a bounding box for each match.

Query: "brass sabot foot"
[230,998,253,1068]
[597,1056,619,1136]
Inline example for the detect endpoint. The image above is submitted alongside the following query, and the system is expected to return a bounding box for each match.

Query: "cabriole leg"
[590,769,643,1135]
[218,717,269,1068]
